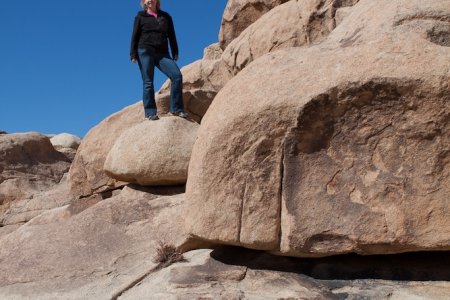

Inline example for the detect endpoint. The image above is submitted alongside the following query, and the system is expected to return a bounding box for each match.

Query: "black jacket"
[130,10,179,60]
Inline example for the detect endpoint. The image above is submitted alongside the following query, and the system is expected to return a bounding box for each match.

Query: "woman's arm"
[167,14,179,60]
[130,15,141,61]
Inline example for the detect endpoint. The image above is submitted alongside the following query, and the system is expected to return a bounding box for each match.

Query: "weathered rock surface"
[68,103,143,198]
[222,0,361,75]
[56,147,78,161]
[0,132,71,222]
[156,56,232,122]
[280,83,449,256]
[0,174,72,227]
[104,117,199,186]
[119,247,450,299]
[185,0,450,256]
[203,42,223,60]
[219,0,290,49]
[0,186,188,300]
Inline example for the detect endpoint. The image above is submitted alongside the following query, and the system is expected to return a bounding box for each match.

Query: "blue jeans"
[137,48,184,117]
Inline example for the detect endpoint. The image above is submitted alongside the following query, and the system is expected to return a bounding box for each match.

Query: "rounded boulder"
[50,133,82,150]
[104,117,199,186]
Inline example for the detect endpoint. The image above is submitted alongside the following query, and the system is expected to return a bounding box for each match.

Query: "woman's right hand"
[131,58,137,64]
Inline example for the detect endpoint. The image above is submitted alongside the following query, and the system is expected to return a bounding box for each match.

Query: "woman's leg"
[156,55,184,113]
[137,49,157,117]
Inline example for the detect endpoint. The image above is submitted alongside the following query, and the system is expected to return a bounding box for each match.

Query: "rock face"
[280,80,450,256]
[104,117,199,186]
[219,0,290,49]
[0,186,188,299]
[0,175,71,230]
[68,103,143,198]
[185,0,450,256]
[222,0,361,75]
[0,132,71,223]
[203,42,223,60]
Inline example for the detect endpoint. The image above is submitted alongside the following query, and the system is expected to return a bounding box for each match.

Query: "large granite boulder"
[219,0,290,49]
[68,103,143,198]
[0,132,71,226]
[104,117,199,186]
[0,186,188,299]
[185,0,450,256]
[222,0,361,75]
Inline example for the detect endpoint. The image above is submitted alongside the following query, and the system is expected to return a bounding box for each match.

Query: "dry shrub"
[153,240,184,268]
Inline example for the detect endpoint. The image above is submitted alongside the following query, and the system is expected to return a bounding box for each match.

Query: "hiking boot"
[146,114,159,121]
[169,111,188,118]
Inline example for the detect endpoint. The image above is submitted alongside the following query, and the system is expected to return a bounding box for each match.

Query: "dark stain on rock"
[427,23,450,47]
[295,94,336,154]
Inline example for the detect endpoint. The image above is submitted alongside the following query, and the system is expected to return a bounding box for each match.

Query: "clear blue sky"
[0,1,227,137]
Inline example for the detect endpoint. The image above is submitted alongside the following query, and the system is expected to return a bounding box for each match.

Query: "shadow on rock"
[210,246,450,281]
[126,184,186,196]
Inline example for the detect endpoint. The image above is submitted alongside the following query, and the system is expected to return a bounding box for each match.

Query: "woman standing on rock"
[130,0,187,120]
